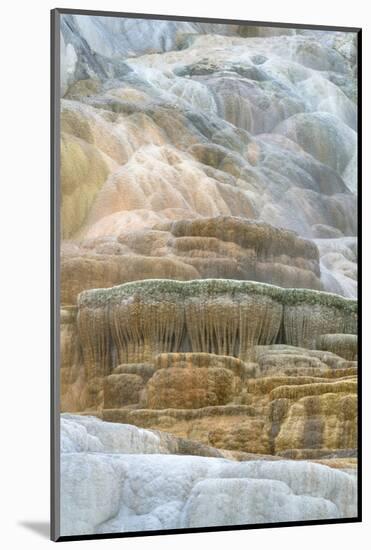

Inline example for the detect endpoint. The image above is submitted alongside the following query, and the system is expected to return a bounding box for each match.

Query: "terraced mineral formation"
[76,279,356,364]
[61,216,323,304]
[59,14,358,533]
[60,17,358,299]
[60,280,357,465]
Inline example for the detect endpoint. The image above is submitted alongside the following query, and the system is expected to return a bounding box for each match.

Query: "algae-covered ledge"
[78,278,357,313]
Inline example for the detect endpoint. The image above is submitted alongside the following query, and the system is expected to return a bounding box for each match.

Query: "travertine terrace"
[58,13,358,535]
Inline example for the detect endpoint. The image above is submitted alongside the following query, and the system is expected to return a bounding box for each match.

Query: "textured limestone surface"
[61,216,323,304]
[61,280,357,462]
[61,413,249,459]
[59,15,358,535]
[60,17,358,299]
[60,415,357,536]
[75,279,356,367]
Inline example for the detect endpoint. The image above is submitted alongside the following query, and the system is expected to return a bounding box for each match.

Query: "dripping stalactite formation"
[76,279,356,367]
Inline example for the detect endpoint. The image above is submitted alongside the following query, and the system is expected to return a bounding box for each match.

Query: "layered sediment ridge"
[61,216,322,304]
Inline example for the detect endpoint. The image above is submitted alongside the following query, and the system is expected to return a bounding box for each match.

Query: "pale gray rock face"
[60,415,357,536]
[61,414,168,454]
[60,15,238,93]
[274,112,356,173]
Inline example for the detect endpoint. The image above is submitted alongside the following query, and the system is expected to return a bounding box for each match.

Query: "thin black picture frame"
[51,8,362,542]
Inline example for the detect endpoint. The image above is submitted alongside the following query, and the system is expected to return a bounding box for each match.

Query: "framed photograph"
[51,8,361,542]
